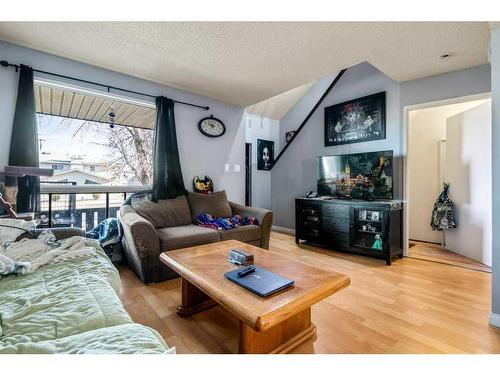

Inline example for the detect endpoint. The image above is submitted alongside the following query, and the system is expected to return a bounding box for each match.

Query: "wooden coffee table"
[160,240,350,354]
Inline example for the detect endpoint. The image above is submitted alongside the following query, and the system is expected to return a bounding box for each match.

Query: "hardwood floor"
[118,232,500,354]
[408,240,491,273]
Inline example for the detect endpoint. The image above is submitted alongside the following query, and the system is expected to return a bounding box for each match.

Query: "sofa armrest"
[119,205,161,283]
[16,227,85,241]
[45,227,85,240]
[229,201,273,249]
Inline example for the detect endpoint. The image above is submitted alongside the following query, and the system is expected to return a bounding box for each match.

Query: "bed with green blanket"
[0,241,172,354]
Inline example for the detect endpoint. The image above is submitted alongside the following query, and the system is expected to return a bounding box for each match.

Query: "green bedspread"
[0,241,171,354]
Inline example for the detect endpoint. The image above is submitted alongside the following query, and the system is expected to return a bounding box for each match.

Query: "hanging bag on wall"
[430,183,457,231]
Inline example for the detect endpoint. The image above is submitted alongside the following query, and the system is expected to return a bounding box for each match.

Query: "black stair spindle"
[271,68,347,169]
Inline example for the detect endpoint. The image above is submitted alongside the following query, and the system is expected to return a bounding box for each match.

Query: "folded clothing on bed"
[195,213,258,230]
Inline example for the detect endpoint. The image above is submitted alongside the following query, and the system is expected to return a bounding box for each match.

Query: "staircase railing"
[271,69,347,169]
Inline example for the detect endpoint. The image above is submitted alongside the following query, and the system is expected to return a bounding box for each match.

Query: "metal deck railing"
[39,183,147,230]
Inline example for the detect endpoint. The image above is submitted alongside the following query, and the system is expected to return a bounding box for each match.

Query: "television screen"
[317,151,393,200]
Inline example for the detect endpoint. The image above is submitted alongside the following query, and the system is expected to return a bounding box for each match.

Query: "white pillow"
[0,219,37,245]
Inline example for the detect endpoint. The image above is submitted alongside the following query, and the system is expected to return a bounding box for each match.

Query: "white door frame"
[401,92,491,256]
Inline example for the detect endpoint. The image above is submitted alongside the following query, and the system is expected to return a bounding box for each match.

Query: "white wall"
[408,100,489,243]
[244,112,279,209]
[0,40,246,203]
[444,101,492,266]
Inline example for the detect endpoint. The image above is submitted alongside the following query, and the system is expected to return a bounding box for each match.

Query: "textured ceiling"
[0,22,491,107]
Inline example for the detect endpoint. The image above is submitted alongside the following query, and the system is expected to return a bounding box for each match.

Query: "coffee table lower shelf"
[176,277,316,354]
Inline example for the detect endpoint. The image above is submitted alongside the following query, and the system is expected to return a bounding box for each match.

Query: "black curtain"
[9,64,40,213]
[151,97,188,202]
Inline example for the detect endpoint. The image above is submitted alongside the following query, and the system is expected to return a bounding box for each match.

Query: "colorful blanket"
[195,213,258,230]
[86,218,122,247]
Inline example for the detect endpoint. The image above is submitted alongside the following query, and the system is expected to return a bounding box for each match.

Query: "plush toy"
[193,176,214,194]
[372,234,383,251]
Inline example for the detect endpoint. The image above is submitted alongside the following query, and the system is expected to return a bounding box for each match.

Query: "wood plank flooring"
[408,240,491,273]
[118,232,500,353]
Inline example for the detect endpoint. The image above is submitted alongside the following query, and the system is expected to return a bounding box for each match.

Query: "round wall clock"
[198,115,226,138]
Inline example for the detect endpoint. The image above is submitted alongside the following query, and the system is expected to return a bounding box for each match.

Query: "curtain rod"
[0,60,210,111]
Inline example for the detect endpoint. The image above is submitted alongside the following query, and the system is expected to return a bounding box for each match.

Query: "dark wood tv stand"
[295,197,403,265]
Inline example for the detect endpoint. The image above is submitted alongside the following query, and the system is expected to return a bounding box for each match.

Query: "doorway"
[245,143,252,206]
[404,94,492,272]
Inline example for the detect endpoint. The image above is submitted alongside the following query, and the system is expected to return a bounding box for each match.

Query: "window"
[35,80,155,187]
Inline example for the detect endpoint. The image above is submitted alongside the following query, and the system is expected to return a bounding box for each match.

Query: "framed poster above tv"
[324,91,386,147]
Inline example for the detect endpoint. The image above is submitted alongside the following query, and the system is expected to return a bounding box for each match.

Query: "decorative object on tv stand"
[372,234,383,250]
[431,183,457,247]
[325,91,386,146]
[198,115,225,138]
[193,176,214,194]
[257,139,274,171]
[285,130,296,143]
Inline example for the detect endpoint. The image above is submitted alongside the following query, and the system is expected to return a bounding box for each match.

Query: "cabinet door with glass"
[297,203,322,241]
[351,206,388,254]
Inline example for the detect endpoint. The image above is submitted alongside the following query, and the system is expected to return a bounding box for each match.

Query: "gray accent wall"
[272,61,491,230]
[400,64,491,108]
[0,41,246,203]
[491,28,500,319]
[273,62,402,229]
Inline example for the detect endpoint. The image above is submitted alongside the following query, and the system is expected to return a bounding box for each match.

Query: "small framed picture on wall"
[257,139,274,171]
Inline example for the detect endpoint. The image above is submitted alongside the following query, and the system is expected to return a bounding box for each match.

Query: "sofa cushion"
[218,225,261,243]
[157,225,220,251]
[131,194,191,228]
[187,191,232,221]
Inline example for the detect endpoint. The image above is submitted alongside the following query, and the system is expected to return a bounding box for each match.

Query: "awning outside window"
[34,81,156,130]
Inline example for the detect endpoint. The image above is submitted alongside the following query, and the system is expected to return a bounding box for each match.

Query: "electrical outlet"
[224,163,230,172]
[234,164,241,172]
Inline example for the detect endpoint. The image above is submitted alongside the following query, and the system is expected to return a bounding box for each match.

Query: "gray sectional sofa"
[119,191,273,284]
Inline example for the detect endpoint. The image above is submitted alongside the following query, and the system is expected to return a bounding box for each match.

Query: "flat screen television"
[317,150,393,200]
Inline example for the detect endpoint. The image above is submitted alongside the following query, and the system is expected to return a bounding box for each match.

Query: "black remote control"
[237,266,256,278]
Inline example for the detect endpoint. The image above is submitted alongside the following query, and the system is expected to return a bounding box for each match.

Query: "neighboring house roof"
[43,169,111,184]
[40,157,107,166]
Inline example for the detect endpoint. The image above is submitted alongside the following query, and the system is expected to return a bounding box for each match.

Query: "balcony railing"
[39,183,147,230]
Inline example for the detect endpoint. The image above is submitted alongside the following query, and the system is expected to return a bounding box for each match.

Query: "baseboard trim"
[489,312,500,328]
[272,226,295,236]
